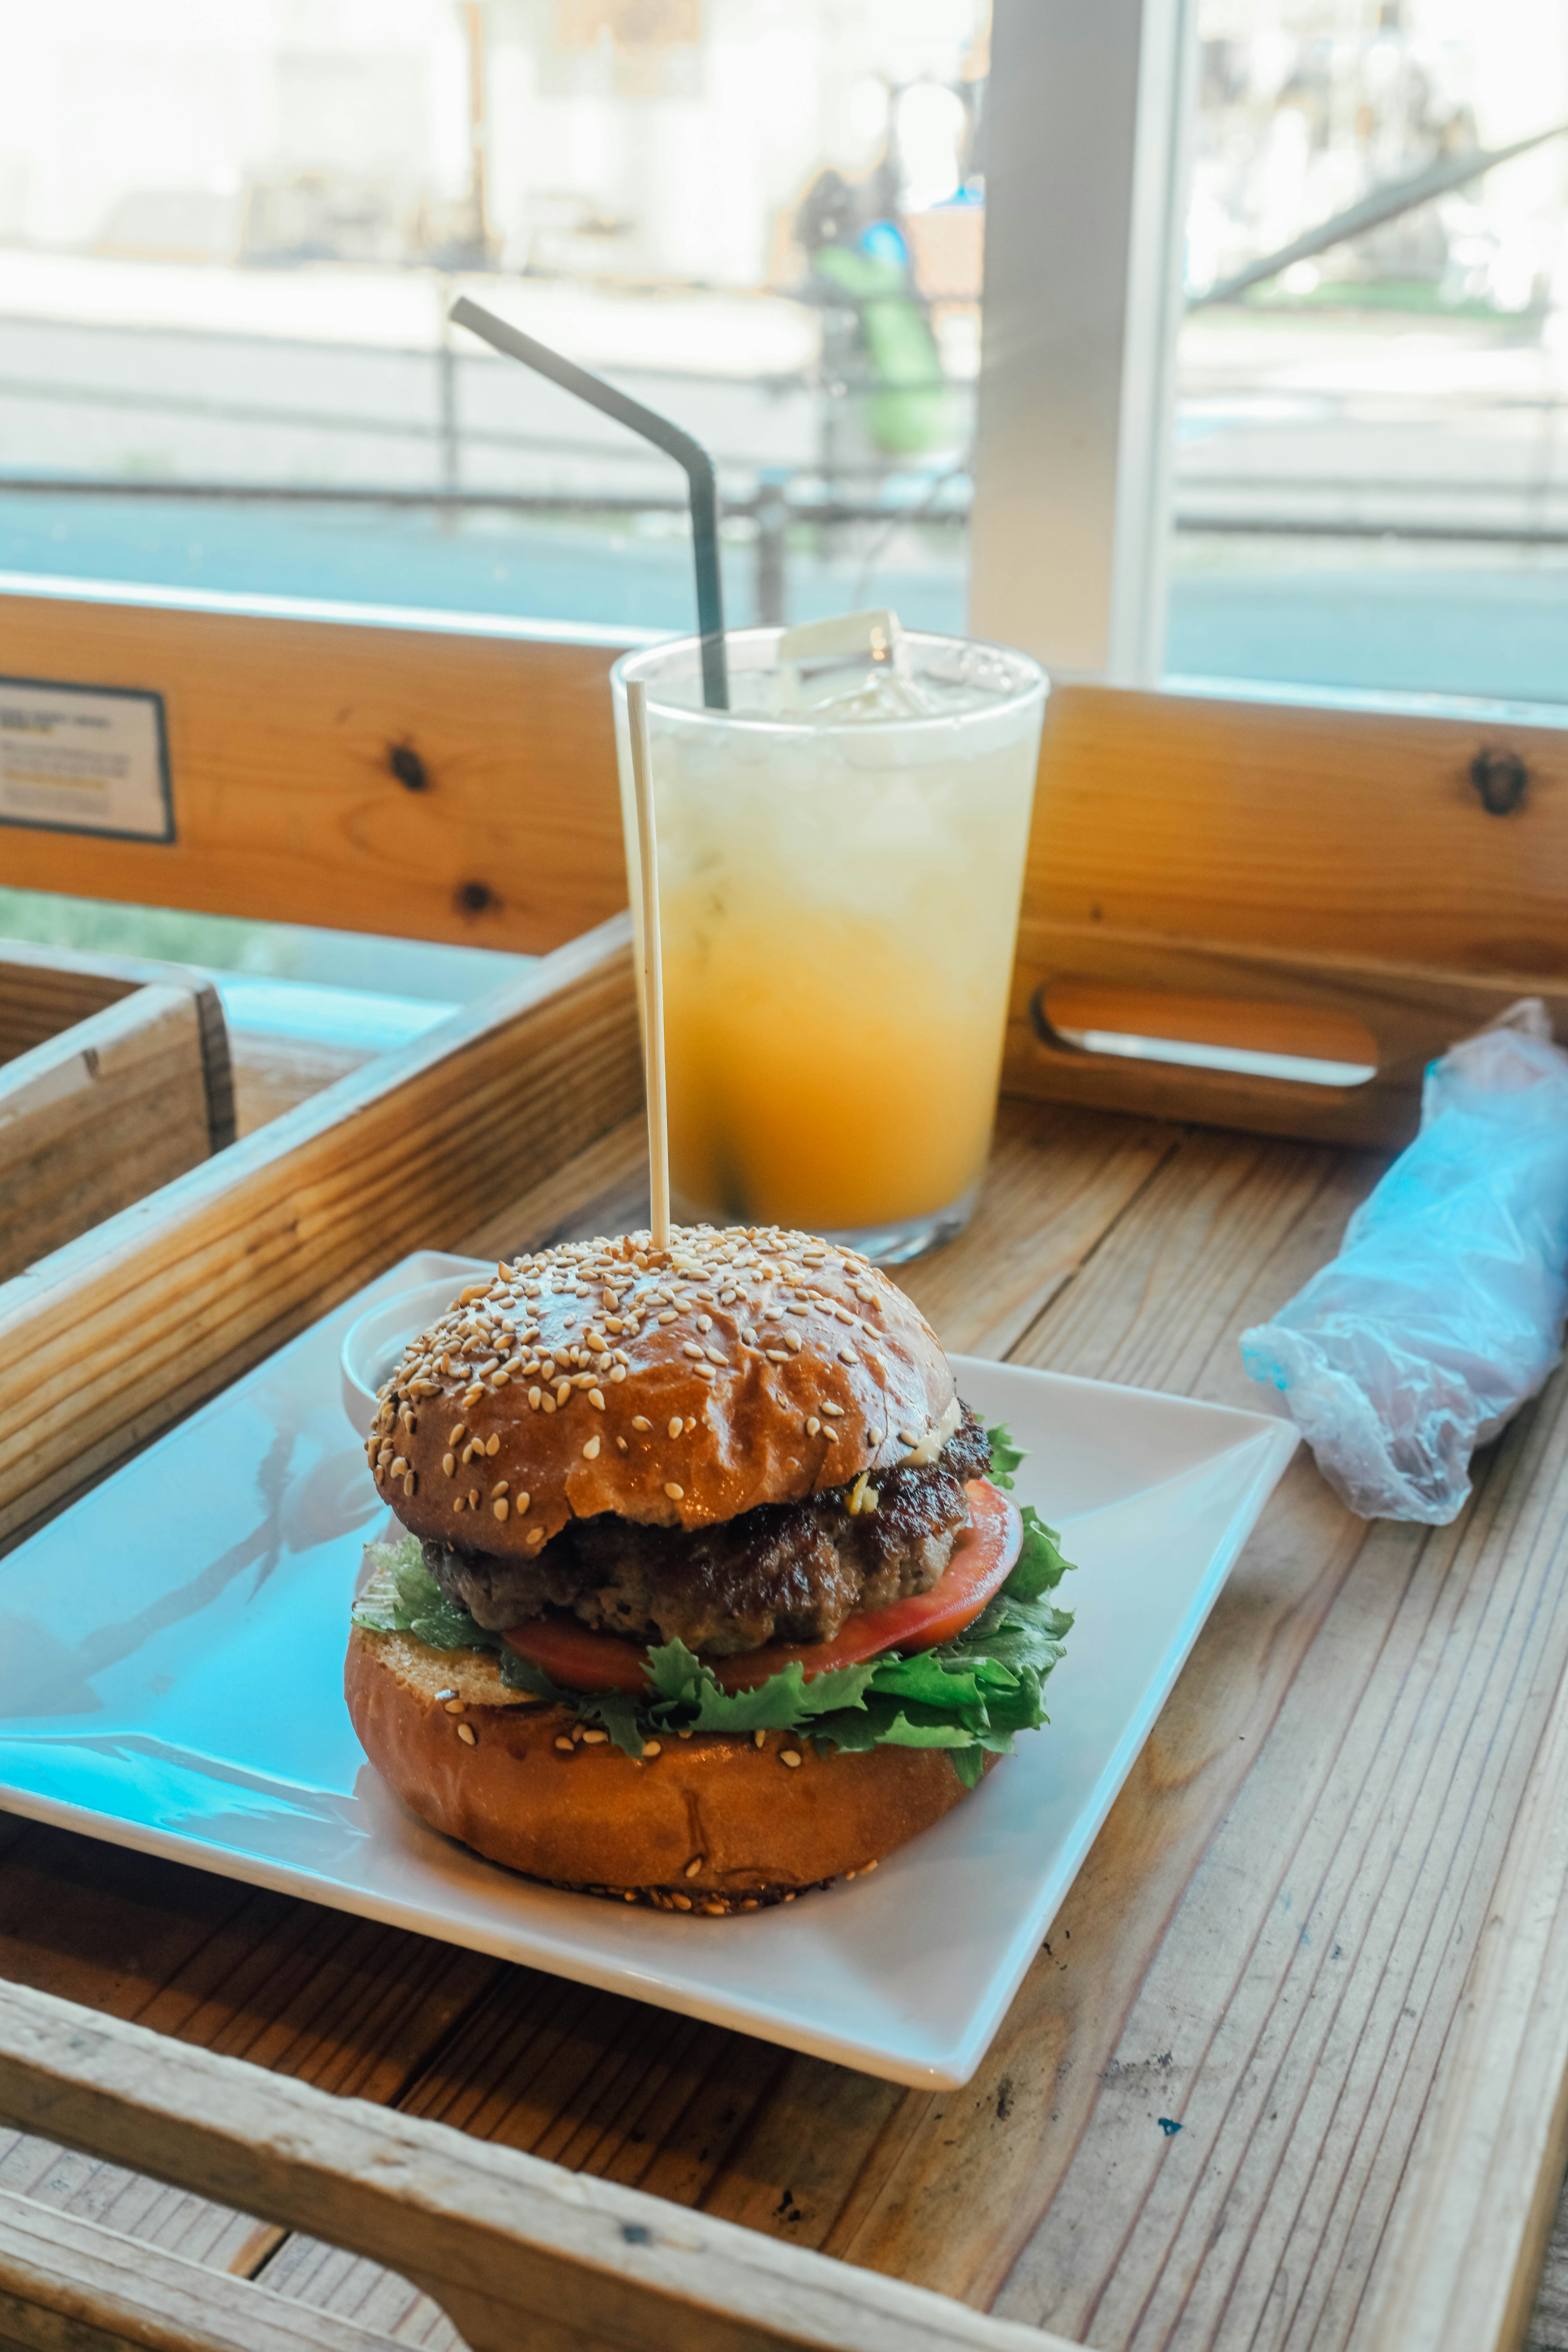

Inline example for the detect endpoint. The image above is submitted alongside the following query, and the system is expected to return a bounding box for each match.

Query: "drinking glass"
[610,625,1047,1262]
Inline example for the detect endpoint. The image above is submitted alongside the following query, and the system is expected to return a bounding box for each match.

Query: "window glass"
[1170,0,1568,708]
[1,0,987,635]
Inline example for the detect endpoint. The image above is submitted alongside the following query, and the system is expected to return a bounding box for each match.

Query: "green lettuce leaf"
[353,1538,500,1651]
[985,1421,1026,1492]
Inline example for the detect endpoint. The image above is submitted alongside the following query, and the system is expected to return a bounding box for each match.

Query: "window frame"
[969,0,1199,686]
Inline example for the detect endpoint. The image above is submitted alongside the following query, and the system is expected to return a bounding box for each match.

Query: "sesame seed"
[672,1893,693,1911]
[443,1698,465,1714]
[581,1728,609,1745]
[616,1437,628,1452]
[587,1333,608,1354]
[643,1739,662,1757]
[486,1435,500,1457]
[753,1728,766,1748]
[697,1315,713,1332]
[658,1309,677,1324]
[685,1856,704,1878]
[583,1435,601,1460]
[589,1388,606,1410]
[555,1381,571,1405]
[898,1429,919,1446]
[517,1491,530,1514]
[403,1472,417,1497]
[632,1415,651,1432]
[554,1735,574,1752]
[493,1497,510,1521]
[765,1350,788,1363]
[664,1481,684,1500]
[807,1416,821,1436]
[526,1527,545,1547]
[390,1455,408,1478]
[682,1342,704,1360]
[781,1749,802,1768]
[442,1451,456,1476]
[837,1349,856,1365]
[821,1401,842,1415]
[542,1396,556,1414]
[469,1487,480,1508]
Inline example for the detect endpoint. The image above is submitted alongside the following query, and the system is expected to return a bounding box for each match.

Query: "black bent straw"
[450,294,729,710]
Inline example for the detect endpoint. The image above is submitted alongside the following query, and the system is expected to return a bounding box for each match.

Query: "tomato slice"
[501,1478,1021,1697]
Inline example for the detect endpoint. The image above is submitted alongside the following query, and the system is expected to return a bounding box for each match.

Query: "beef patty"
[425,1405,993,1655]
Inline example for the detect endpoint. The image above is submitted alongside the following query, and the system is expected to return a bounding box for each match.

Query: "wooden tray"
[0,922,1564,2352]
[0,939,233,1284]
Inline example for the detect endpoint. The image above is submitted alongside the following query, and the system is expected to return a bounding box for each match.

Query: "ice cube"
[777,608,904,666]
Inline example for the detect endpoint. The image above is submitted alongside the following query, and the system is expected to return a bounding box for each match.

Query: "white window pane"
[1168,0,1568,708]
[0,0,990,635]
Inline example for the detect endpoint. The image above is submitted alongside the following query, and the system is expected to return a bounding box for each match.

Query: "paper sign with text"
[0,677,174,842]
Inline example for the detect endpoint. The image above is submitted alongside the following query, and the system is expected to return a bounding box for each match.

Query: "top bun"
[366,1225,958,1561]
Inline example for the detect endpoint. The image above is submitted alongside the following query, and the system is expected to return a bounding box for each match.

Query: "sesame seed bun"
[345,1621,984,1906]
[367,1226,958,1557]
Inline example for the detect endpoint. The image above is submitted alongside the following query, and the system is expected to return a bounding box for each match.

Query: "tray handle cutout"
[1031,980,1380,1090]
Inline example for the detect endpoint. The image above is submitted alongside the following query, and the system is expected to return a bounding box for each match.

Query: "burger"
[348,1224,1073,1913]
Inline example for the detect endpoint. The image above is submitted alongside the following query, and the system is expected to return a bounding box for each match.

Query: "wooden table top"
[3,1095,1567,2352]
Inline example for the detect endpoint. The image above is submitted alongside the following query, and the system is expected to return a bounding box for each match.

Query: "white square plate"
[0,1251,1296,2087]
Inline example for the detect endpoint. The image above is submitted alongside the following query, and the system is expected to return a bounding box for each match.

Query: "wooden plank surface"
[0,2187,411,2352]
[1027,684,1568,975]
[0,940,233,1158]
[1,1092,1567,2350]
[0,1982,1079,2352]
[0,986,213,1283]
[0,592,630,957]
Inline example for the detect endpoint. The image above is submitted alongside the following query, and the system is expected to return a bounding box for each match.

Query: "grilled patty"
[425,1406,993,1655]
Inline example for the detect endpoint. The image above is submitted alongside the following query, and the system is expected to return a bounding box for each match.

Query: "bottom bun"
[345,1623,986,1908]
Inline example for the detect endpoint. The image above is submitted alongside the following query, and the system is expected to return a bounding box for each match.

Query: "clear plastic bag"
[1240,1001,1568,1522]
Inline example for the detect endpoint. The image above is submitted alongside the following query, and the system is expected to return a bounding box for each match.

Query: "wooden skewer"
[626,678,671,1252]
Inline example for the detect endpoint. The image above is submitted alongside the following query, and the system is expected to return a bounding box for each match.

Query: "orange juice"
[614,626,1046,1259]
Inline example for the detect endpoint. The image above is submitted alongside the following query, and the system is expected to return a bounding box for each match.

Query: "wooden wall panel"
[1026,685,1568,975]
[0,592,633,956]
